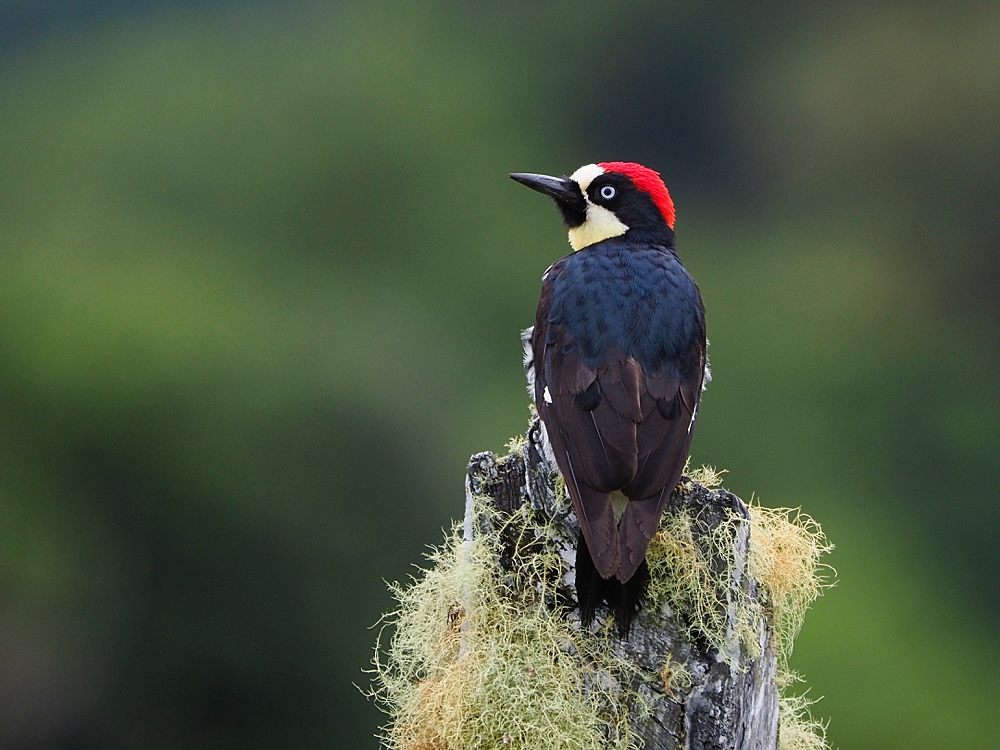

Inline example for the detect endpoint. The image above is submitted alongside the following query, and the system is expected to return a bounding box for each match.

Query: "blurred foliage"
[0,1,997,748]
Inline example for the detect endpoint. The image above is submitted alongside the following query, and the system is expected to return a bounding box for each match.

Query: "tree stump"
[464,424,779,750]
[373,418,831,750]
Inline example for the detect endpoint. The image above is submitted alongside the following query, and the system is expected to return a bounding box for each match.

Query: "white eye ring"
[598,185,616,201]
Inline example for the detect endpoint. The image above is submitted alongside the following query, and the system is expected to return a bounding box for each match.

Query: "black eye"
[598,185,617,201]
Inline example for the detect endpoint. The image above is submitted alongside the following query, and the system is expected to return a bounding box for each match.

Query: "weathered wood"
[465,424,779,750]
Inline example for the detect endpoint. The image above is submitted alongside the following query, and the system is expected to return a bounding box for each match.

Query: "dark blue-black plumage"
[513,164,706,636]
[543,243,703,373]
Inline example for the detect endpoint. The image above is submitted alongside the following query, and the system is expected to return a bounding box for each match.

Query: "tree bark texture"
[465,424,779,750]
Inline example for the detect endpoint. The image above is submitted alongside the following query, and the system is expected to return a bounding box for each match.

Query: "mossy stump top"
[373,424,832,750]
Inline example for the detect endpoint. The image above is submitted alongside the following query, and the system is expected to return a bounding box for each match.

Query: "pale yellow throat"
[566,163,629,251]
[568,205,629,251]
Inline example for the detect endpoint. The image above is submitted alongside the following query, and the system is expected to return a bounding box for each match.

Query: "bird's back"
[544,241,704,374]
[533,238,706,594]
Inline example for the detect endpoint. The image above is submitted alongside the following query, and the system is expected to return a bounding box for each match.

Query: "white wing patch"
[521,327,536,397]
[520,326,558,473]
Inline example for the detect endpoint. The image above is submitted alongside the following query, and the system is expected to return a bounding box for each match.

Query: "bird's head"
[510,162,676,251]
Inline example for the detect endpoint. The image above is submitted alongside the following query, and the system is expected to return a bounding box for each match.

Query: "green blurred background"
[1,1,998,747]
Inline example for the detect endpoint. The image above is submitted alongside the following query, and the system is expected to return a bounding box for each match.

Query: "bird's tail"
[576,532,650,637]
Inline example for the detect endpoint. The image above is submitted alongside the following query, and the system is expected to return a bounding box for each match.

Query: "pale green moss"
[778,692,829,750]
[504,433,528,456]
[658,657,693,698]
[371,445,833,750]
[372,489,646,750]
[646,507,762,660]
[644,486,833,750]
[747,505,834,666]
[685,463,728,489]
[645,496,833,669]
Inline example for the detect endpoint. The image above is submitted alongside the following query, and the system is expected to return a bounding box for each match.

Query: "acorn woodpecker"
[511,162,707,635]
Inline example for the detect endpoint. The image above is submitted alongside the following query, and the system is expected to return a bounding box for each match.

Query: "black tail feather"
[575,532,603,627]
[575,533,650,637]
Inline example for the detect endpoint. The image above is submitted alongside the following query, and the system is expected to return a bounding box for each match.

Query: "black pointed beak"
[510,172,587,227]
[509,172,580,204]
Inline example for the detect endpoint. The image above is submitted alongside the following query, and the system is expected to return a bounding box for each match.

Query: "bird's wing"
[534,252,706,583]
[533,256,654,580]
[617,340,706,580]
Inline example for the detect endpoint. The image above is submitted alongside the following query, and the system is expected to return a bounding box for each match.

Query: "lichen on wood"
[370,424,833,750]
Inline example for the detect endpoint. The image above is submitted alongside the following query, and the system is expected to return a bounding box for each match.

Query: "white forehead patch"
[567,163,628,251]
[570,163,606,193]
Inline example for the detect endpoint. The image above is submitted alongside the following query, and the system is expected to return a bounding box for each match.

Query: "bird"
[510,162,707,636]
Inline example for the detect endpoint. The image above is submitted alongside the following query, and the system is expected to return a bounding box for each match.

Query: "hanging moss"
[372,501,647,750]
[748,505,834,667]
[370,450,833,750]
[778,692,830,750]
[645,500,762,660]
